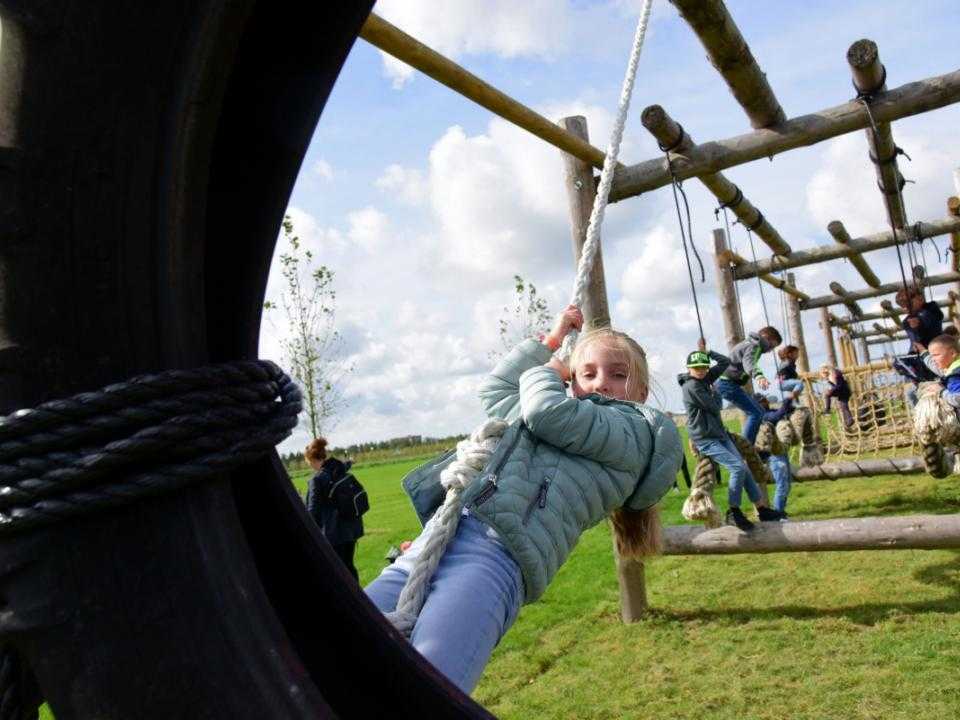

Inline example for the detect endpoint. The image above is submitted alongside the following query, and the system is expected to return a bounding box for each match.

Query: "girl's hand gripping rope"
[544,305,583,381]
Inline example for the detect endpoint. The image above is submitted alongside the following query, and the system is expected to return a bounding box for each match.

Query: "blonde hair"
[569,328,660,558]
[929,334,960,353]
[819,363,834,378]
[304,437,328,464]
[569,328,649,403]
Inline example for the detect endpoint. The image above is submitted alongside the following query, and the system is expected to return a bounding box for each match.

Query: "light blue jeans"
[767,453,792,512]
[365,515,524,694]
[694,435,763,508]
[780,378,804,397]
[716,379,765,443]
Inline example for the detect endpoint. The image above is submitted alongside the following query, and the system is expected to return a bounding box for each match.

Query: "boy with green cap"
[678,339,784,530]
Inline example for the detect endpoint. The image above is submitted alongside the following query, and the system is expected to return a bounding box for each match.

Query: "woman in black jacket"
[304,437,364,581]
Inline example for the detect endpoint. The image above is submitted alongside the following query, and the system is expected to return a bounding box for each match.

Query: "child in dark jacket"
[894,285,943,383]
[754,394,794,515]
[305,437,364,581]
[777,345,804,398]
[679,338,785,531]
[820,365,853,428]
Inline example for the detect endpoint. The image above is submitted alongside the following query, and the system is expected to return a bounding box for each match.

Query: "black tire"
[0,2,491,717]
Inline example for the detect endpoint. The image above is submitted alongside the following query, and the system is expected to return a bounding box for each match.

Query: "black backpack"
[328,472,369,519]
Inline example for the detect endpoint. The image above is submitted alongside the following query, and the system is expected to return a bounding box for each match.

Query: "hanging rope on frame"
[664,145,707,342]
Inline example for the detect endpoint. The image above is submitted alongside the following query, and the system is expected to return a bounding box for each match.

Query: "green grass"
[41,440,960,718]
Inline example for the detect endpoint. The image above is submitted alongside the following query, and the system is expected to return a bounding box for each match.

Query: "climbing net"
[800,359,918,459]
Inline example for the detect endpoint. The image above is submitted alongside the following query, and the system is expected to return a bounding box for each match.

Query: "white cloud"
[373,0,570,88]
[311,158,334,182]
[346,206,390,253]
[375,163,427,205]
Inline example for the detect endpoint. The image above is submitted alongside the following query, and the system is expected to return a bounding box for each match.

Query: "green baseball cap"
[686,350,711,368]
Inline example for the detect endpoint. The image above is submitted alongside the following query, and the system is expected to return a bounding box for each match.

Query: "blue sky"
[261,0,960,451]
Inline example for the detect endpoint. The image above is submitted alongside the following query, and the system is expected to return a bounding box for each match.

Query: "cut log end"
[847,39,879,70]
[827,220,849,242]
[948,196,960,216]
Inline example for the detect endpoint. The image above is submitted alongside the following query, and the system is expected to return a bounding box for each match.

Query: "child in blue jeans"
[715,327,782,443]
[754,393,794,517]
[365,307,682,693]
[679,339,785,532]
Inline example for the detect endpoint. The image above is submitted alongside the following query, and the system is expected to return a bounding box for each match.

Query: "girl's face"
[572,343,647,402]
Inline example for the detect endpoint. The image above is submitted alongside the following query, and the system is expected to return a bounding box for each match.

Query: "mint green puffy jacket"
[402,339,682,603]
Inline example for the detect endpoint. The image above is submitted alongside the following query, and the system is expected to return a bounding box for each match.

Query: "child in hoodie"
[715,326,783,444]
[680,339,785,531]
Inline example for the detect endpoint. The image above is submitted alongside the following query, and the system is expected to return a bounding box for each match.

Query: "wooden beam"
[793,457,925,480]
[609,69,960,201]
[713,229,745,351]
[828,281,864,317]
[784,272,810,372]
[802,271,960,309]
[847,323,898,340]
[669,0,785,128]
[820,307,838,367]
[560,117,611,329]
[640,106,791,255]
[848,40,908,229]
[858,337,871,363]
[880,300,904,326]
[359,13,609,171]
[733,216,960,280]
[662,514,960,555]
[829,301,925,327]
[867,332,907,346]
[721,249,807,300]
[949,197,960,292]
[827,220,882,287]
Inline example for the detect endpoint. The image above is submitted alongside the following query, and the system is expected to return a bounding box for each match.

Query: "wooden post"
[828,220,881,287]
[879,300,903,326]
[858,337,871,363]
[560,117,611,330]
[559,116,641,621]
[848,40,908,229]
[733,216,960,279]
[949,197,960,293]
[785,272,809,372]
[802,271,960,309]
[820,307,838,367]
[360,14,609,170]
[609,69,960,202]
[641,106,791,255]
[714,228,745,350]
[828,281,864,317]
[669,0,785,129]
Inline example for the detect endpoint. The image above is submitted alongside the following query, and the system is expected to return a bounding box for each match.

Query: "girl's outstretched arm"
[478,339,554,422]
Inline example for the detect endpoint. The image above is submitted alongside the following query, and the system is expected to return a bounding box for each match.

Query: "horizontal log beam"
[829,301,940,327]
[670,0,785,129]
[793,457,925,480]
[847,322,900,340]
[829,281,864,317]
[359,13,610,171]
[662,514,960,555]
[867,332,907,345]
[641,106,791,255]
[609,68,960,202]
[828,220,882,287]
[720,250,808,300]
[848,40,908,230]
[801,271,960,309]
[735,216,960,280]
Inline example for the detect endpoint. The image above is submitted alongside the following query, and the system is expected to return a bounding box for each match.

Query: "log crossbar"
[801,271,960,310]
[609,69,960,201]
[867,332,907,346]
[734,217,960,280]
[662,514,960,555]
[359,13,610,171]
[720,249,807,300]
[828,301,946,327]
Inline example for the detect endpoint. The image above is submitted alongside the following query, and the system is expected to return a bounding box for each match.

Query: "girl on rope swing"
[364,306,683,693]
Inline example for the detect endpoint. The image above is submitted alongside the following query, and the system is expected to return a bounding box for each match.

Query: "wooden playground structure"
[2,1,960,716]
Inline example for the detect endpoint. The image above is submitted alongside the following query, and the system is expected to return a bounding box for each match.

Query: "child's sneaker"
[757,506,788,522]
[725,507,755,532]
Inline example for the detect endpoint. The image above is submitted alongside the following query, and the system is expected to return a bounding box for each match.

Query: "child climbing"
[364,306,682,693]
[820,364,854,428]
[917,334,960,405]
[304,438,366,581]
[754,393,794,517]
[893,285,943,384]
[777,345,804,397]
[715,326,783,444]
[679,339,785,531]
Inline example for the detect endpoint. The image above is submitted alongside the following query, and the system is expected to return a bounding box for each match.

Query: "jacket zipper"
[471,424,526,509]
[522,478,551,525]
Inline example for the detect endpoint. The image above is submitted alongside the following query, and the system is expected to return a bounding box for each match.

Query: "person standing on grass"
[754,393,795,518]
[715,326,783,444]
[364,306,682,693]
[679,338,785,532]
[304,437,365,581]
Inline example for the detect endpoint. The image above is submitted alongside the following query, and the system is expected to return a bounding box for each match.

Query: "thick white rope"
[559,0,654,360]
[386,0,655,636]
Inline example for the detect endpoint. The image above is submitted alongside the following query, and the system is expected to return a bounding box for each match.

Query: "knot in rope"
[386,418,507,637]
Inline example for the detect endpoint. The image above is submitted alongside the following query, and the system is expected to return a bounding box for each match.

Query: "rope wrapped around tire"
[790,406,824,467]
[754,421,784,456]
[776,418,798,447]
[0,361,301,536]
[913,385,960,478]
[681,453,721,528]
[729,432,772,486]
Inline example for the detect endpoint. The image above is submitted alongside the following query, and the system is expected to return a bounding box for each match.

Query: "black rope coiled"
[0,360,301,536]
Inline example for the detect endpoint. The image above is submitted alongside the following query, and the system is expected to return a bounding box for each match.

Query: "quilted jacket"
[401,339,682,603]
